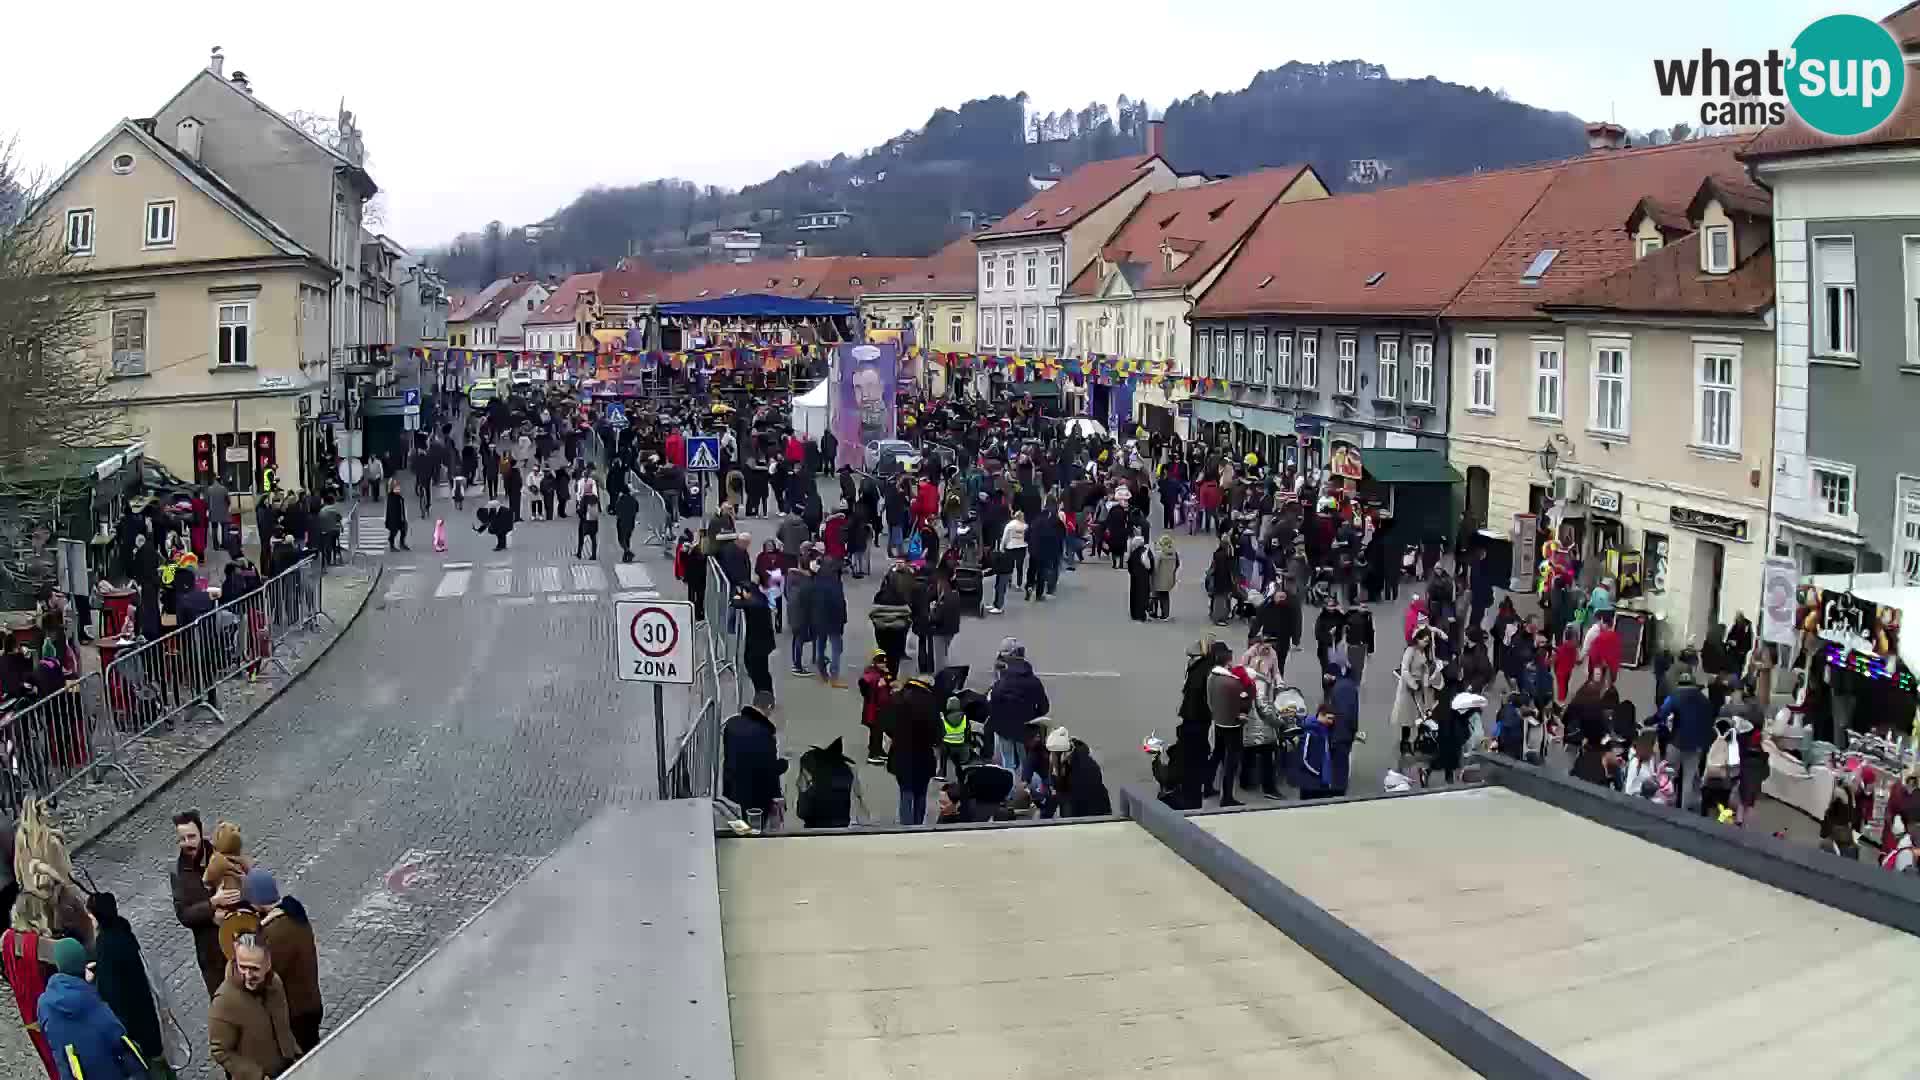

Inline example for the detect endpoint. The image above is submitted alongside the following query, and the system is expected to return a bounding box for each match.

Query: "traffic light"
[192,434,215,485]
[254,431,278,492]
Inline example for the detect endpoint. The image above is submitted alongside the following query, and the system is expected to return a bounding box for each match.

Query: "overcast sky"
[5,0,1832,251]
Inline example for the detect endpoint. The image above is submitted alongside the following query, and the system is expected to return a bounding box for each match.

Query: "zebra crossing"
[382,560,658,605]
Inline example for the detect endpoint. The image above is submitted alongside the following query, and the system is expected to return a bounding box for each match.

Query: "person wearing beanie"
[38,935,151,1080]
[246,869,323,1055]
[87,892,170,1077]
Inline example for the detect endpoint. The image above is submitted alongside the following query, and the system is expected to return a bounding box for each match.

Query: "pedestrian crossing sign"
[686,437,720,471]
[605,403,628,429]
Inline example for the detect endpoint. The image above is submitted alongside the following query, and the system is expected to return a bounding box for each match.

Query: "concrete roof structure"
[719,821,1469,1078]
[1200,787,1920,1079]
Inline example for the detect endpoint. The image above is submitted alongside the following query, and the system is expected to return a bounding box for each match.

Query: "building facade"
[858,236,979,397]
[525,272,602,353]
[1748,111,1920,585]
[33,118,335,495]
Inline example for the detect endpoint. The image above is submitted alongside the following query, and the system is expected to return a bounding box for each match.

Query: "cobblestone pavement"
[42,505,668,1079]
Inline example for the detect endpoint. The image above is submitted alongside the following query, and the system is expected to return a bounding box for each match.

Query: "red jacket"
[823,514,848,558]
[665,431,687,468]
[912,480,939,522]
[1198,480,1222,511]
[1586,627,1621,681]
[784,436,804,464]
[858,669,893,728]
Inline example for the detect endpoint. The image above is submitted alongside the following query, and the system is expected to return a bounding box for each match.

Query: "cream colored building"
[859,235,977,397]
[31,118,335,496]
[1060,165,1327,432]
[1447,180,1776,647]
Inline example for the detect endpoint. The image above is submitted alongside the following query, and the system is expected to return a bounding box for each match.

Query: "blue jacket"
[986,659,1050,741]
[38,973,141,1080]
[808,568,848,634]
[1658,686,1716,753]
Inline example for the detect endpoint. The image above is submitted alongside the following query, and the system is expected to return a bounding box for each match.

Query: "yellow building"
[858,236,978,397]
[30,118,335,496]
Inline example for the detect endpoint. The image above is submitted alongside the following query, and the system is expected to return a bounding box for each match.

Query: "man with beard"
[170,810,234,997]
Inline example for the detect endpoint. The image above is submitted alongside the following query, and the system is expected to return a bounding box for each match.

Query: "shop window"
[1898,476,1920,586]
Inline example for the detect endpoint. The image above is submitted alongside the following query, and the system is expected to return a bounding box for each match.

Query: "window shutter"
[1815,238,1855,285]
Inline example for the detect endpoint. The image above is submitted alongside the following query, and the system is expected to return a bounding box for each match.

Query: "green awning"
[1012,379,1061,397]
[1361,448,1461,485]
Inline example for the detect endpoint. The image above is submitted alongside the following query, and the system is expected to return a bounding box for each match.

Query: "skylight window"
[697,289,710,297]
[767,278,777,288]
[1024,209,1040,220]
[1158,213,1178,229]
[1056,205,1073,215]
[1365,271,1386,287]
[1520,248,1561,285]
[791,277,801,286]
[1258,274,1275,288]
[1207,201,1232,222]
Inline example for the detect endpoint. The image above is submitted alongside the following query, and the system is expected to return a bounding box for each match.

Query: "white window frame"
[1213,331,1228,380]
[1808,458,1858,530]
[1637,235,1663,258]
[1702,225,1733,273]
[980,310,995,348]
[1588,336,1631,436]
[1002,308,1015,350]
[1692,340,1741,453]
[1196,331,1212,378]
[1025,253,1037,288]
[1002,257,1015,287]
[1410,338,1434,405]
[1335,335,1357,394]
[1906,236,1920,368]
[1299,333,1319,389]
[1023,310,1037,349]
[215,301,253,367]
[1530,336,1563,421]
[65,208,94,255]
[982,257,995,291]
[1376,336,1400,400]
[1251,332,1267,385]
[1048,251,1062,287]
[1897,475,1920,587]
[143,199,176,249]
[1274,333,1294,387]
[949,312,962,345]
[1231,331,1246,382]
[1813,235,1857,359]
[109,308,148,376]
[1467,334,1497,412]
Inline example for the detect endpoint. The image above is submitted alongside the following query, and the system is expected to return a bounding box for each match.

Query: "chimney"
[176,117,202,163]
[230,70,251,94]
[1584,121,1627,152]
[208,46,224,77]
[1146,119,1165,158]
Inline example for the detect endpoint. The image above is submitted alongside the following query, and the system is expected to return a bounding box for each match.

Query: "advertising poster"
[1760,556,1799,647]
[1109,380,1134,435]
[835,341,897,468]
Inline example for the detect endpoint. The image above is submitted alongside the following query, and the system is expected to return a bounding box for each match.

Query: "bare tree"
[286,109,386,228]
[0,137,132,601]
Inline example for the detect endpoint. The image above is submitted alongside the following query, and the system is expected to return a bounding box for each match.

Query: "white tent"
[793,380,831,439]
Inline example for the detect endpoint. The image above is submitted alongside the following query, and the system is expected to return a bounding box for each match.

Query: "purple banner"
[836,342,897,467]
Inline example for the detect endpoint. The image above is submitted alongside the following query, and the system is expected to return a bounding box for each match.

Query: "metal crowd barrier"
[0,556,328,814]
[660,554,745,800]
[634,479,676,554]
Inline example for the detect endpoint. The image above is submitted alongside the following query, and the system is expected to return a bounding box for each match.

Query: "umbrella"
[1061,417,1108,439]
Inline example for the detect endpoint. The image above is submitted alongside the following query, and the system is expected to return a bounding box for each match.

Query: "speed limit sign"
[615,599,693,684]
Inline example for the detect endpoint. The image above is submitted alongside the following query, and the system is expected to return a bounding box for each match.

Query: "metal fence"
[0,556,328,814]
[660,554,745,799]
[633,479,676,555]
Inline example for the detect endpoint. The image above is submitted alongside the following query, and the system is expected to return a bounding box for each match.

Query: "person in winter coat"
[1206,537,1238,625]
[614,488,640,562]
[1046,728,1113,817]
[383,479,409,551]
[1237,643,1286,800]
[886,676,943,824]
[1171,640,1216,809]
[1205,640,1251,806]
[86,893,169,1076]
[868,572,914,674]
[735,584,777,699]
[808,558,849,685]
[1294,703,1338,799]
[1149,534,1179,620]
[783,559,814,678]
[1657,668,1715,808]
[1391,626,1443,754]
[1552,625,1580,703]
[1326,666,1361,795]
[1024,506,1064,602]
[170,810,228,998]
[1313,599,1347,676]
[37,937,149,1080]
[722,702,786,821]
[926,575,962,674]
[1125,536,1153,621]
[857,651,895,764]
[986,644,1050,774]
[242,870,321,1054]
[777,512,810,563]
[1344,604,1375,685]
[209,937,300,1080]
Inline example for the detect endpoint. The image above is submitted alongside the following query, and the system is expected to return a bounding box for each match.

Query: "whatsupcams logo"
[1652,14,1906,136]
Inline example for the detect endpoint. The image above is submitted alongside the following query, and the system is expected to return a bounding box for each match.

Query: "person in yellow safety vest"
[939,697,970,781]
[259,467,275,495]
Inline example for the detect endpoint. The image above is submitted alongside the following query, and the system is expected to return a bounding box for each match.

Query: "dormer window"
[1636,235,1663,259]
[1703,225,1733,274]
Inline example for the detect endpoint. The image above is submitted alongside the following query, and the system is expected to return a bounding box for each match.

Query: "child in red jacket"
[857,651,895,765]
[1552,626,1580,704]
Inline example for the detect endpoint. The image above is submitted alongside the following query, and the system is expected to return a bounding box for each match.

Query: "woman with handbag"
[1391,625,1443,755]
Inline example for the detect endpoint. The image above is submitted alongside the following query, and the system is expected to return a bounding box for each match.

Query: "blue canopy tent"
[655,294,855,318]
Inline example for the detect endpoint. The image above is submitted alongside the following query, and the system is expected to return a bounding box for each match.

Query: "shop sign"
[1588,487,1622,514]
[1294,417,1324,437]
[1815,588,1902,660]
[1669,505,1749,543]
[1329,442,1363,481]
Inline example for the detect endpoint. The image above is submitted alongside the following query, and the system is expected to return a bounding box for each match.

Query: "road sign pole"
[654,683,669,798]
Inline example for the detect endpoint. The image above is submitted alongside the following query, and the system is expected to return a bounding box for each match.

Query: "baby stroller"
[956,762,1017,822]
[1306,563,1338,609]
[794,736,864,828]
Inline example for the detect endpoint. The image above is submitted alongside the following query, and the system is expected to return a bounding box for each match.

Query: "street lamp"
[1537,439,1559,476]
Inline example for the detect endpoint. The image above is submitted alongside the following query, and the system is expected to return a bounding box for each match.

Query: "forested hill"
[429,61,1590,288]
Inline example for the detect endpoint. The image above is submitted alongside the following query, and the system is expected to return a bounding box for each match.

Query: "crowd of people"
[0,798,321,1080]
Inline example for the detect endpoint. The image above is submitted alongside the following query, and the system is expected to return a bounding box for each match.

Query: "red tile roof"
[1194,167,1560,318]
[597,258,669,307]
[469,279,539,323]
[1540,231,1774,317]
[861,236,978,296]
[526,272,601,325]
[1062,166,1316,298]
[975,155,1164,239]
[1443,135,1762,319]
[1743,5,1920,160]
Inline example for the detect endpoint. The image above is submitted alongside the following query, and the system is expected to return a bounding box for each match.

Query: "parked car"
[863,439,920,476]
